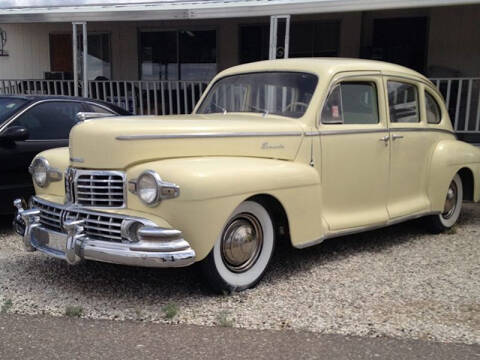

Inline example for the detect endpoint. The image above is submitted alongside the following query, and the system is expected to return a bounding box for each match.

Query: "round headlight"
[137,170,160,205]
[30,158,48,187]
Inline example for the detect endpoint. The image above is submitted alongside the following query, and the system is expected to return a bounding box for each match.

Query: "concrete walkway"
[0,314,478,360]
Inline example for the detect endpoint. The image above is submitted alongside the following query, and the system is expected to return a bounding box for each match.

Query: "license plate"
[32,227,67,253]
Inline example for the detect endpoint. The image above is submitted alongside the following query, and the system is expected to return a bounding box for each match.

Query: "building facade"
[1,0,480,141]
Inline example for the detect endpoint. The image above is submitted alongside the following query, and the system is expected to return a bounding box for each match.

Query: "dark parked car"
[0,95,130,214]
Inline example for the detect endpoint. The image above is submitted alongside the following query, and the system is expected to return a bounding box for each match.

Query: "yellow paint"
[31,58,480,262]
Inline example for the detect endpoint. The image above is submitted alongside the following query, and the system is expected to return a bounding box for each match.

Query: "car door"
[385,78,437,218]
[319,73,390,231]
[0,100,87,211]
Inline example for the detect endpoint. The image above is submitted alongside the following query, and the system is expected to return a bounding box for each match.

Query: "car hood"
[69,114,306,169]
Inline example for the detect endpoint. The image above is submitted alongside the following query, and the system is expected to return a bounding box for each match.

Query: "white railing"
[430,78,480,133]
[1,77,479,133]
[0,79,209,116]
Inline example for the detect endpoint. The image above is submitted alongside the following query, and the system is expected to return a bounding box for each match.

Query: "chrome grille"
[73,170,125,208]
[35,199,63,232]
[32,198,125,243]
[64,211,123,242]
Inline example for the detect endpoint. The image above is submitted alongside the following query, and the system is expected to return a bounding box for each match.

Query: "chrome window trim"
[320,80,381,126]
[71,169,127,209]
[317,71,383,127]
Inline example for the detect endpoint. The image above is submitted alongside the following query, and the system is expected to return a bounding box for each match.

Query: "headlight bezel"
[129,169,180,207]
[137,170,162,206]
[28,157,62,188]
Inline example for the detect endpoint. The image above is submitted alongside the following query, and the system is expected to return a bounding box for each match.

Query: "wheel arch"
[458,167,474,201]
[246,193,291,247]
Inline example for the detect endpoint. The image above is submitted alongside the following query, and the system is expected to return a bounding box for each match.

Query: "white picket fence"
[1,77,480,133]
[0,79,209,116]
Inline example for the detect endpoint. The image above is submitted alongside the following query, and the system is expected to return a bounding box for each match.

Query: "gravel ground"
[0,204,479,344]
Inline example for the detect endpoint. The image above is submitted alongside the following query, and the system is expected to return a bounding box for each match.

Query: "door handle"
[379,135,390,146]
[391,134,404,140]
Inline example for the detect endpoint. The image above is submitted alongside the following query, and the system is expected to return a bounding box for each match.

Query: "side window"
[87,104,115,114]
[13,101,84,140]
[321,82,379,124]
[387,81,419,123]
[425,91,442,124]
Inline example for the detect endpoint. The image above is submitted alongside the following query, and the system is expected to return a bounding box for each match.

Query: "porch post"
[269,15,290,60]
[72,22,88,98]
[72,23,78,96]
[82,22,88,98]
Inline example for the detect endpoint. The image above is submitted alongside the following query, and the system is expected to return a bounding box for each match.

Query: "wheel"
[200,200,275,293]
[425,174,463,233]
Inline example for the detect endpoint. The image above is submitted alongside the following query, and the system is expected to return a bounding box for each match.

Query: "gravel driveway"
[1,204,479,344]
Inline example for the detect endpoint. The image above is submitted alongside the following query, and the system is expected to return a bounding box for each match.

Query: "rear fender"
[428,140,480,210]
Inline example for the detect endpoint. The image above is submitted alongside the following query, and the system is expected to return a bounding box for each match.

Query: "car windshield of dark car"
[197,72,318,118]
[0,98,28,126]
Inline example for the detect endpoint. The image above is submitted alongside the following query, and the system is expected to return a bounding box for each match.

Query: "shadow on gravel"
[0,215,14,234]
[6,204,478,299]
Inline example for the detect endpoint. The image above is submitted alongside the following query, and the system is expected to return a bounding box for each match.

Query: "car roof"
[216,57,432,84]
[0,95,130,114]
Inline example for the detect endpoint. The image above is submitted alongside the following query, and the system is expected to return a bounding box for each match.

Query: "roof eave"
[0,0,479,23]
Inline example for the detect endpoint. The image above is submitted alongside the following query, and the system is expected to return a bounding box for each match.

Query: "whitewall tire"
[200,200,275,293]
[426,174,463,233]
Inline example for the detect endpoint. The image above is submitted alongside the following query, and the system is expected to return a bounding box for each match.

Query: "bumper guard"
[13,198,196,268]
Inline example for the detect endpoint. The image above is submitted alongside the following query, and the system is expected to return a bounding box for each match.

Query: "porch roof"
[0,0,479,23]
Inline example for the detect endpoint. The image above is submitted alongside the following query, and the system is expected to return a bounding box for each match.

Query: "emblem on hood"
[261,142,285,150]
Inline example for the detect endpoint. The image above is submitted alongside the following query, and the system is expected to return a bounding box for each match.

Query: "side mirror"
[0,126,29,141]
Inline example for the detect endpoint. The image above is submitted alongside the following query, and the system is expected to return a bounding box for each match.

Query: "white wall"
[0,23,54,79]
[428,4,480,76]
[1,5,479,80]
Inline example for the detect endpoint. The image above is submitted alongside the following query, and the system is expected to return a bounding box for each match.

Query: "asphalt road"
[0,314,479,360]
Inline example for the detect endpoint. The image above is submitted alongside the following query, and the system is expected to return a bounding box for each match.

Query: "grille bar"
[72,170,126,208]
[32,198,126,243]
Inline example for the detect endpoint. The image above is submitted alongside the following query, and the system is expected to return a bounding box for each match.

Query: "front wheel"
[200,201,275,293]
[425,174,463,233]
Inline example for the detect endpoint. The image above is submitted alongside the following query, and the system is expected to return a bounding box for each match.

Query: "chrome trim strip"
[318,128,388,136]
[390,127,456,136]
[305,128,456,137]
[116,131,303,140]
[295,210,440,249]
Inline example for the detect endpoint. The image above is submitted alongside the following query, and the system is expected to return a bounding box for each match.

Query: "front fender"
[428,140,480,210]
[126,157,322,260]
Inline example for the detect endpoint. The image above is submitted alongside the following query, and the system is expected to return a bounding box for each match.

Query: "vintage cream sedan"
[14,59,480,293]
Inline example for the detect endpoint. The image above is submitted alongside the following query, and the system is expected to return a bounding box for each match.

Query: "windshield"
[0,98,28,125]
[197,72,318,118]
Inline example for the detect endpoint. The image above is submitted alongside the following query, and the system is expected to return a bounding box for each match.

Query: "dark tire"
[425,174,463,233]
[200,201,275,294]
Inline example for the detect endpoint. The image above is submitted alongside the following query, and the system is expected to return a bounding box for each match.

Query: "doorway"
[371,17,428,73]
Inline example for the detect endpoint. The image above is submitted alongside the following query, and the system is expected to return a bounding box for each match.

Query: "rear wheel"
[425,174,463,233]
[200,201,275,293]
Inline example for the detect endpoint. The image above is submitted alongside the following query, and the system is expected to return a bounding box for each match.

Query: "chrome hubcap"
[442,181,458,219]
[221,213,263,273]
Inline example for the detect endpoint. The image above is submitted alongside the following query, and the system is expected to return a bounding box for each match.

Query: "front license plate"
[32,227,68,253]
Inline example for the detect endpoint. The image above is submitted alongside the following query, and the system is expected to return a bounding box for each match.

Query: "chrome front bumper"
[13,197,196,268]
